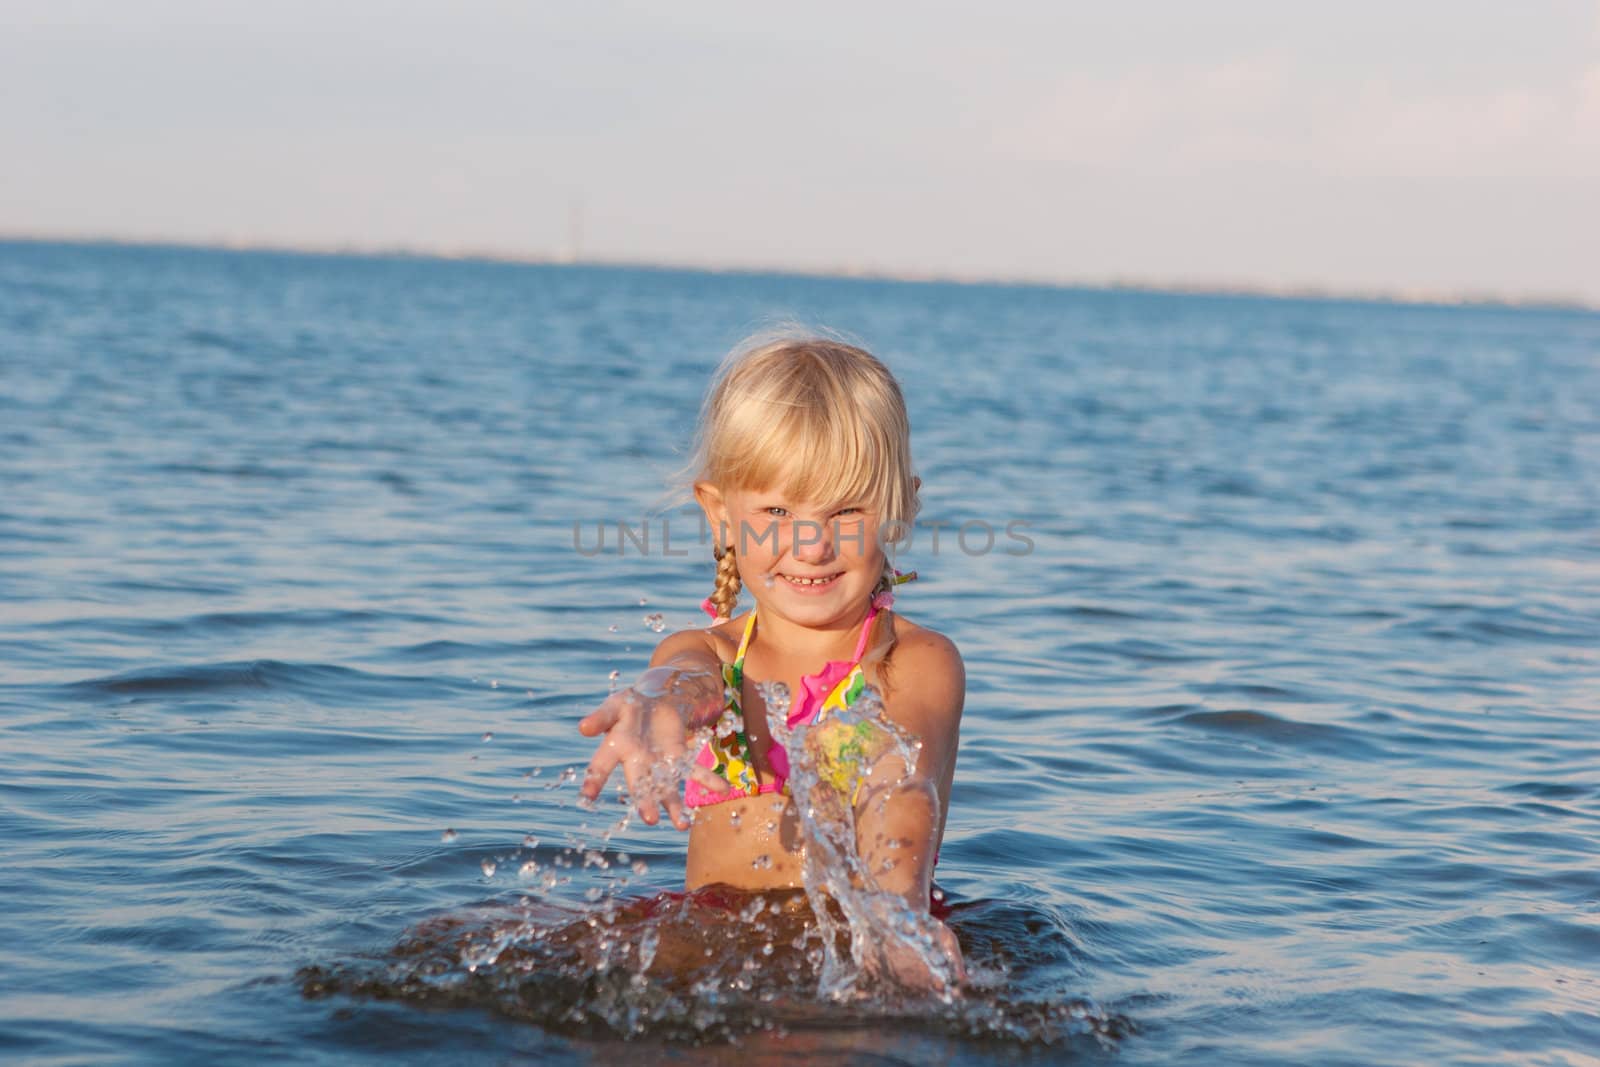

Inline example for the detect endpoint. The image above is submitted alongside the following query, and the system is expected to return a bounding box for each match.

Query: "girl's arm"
[857,627,965,908]
[577,629,731,830]
[850,626,967,990]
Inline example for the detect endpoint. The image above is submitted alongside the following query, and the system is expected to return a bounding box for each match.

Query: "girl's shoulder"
[648,612,747,667]
[875,613,964,739]
[887,612,961,660]
[883,613,964,692]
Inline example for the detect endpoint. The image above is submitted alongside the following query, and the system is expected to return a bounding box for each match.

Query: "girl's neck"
[749,601,874,666]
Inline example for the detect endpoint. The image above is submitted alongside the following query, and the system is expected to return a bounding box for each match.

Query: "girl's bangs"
[719,394,908,522]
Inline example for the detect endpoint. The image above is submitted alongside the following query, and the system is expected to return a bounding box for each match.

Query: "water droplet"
[511,793,522,804]
[639,926,659,971]
[608,623,619,633]
[762,574,776,589]
[756,680,791,718]
[584,886,603,901]
[643,612,666,632]
[440,828,458,843]
[523,834,540,847]
[728,810,741,828]
[751,854,772,870]
[632,859,649,876]
[481,731,494,742]
[490,679,499,689]
[480,859,497,878]
[518,860,538,877]
[639,596,649,606]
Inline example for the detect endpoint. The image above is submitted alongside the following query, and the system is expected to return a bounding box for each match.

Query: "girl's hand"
[868,917,966,995]
[576,662,728,830]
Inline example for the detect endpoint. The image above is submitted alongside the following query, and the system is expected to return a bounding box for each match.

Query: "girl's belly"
[685,791,805,890]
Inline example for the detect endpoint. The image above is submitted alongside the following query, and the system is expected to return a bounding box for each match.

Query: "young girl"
[577,334,965,987]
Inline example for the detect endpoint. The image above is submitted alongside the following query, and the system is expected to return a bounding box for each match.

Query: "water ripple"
[3,242,1598,1064]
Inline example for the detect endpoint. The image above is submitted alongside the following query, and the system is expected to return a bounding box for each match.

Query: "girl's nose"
[792,520,835,564]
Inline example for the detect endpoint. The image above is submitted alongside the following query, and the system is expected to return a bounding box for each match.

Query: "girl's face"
[698,483,885,629]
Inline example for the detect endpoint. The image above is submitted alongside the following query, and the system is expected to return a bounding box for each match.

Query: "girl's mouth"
[778,572,841,591]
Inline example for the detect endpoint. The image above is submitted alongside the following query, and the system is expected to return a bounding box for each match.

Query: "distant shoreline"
[3,231,1594,315]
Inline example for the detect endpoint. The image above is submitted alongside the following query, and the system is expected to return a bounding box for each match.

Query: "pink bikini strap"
[849,603,881,663]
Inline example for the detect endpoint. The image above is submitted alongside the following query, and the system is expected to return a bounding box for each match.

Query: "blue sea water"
[1,239,1598,1065]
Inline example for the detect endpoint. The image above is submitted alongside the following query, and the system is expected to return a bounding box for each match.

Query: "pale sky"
[3,0,1598,301]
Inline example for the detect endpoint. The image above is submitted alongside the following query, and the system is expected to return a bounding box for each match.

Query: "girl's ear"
[913,475,922,492]
[694,482,731,548]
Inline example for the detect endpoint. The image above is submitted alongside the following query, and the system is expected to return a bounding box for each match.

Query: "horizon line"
[3,230,1594,315]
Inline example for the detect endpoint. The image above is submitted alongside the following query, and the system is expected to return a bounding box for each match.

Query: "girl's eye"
[834,507,862,516]
[765,507,790,518]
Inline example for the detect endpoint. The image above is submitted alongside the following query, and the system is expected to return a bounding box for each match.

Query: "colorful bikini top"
[683,603,882,809]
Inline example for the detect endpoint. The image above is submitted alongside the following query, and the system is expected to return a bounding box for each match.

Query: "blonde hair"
[694,332,920,623]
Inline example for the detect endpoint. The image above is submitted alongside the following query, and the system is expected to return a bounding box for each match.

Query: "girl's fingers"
[577,703,619,737]
[688,764,732,793]
[646,705,688,760]
[663,792,691,831]
[621,752,666,826]
[581,725,640,799]
[580,745,621,799]
[634,714,686,829]
[579,764,610,801]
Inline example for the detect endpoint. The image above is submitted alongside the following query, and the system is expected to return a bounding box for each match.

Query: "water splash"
[299,889,1126,1047]
[754,679,790,718]
[771,683,966,1000]
[305,665,1124,1046]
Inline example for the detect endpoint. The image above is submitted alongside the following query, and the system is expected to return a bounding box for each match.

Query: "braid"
[875,559,895,598]
[862,557,905,676]
[710,545,742,621]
